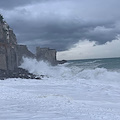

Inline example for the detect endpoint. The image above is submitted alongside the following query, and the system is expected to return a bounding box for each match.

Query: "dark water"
[67,57,120,70]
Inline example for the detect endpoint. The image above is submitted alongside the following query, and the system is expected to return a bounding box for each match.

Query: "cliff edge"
[0,14,66,79]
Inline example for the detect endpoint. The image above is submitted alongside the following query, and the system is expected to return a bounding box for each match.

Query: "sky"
[0,0,120,60]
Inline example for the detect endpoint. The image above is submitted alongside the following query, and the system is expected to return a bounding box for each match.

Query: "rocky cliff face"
[0,14,66,79]
[0,14,18,71]
[36,47,57,65]
[17,45,35,66]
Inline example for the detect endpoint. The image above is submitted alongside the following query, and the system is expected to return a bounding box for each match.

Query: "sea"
[1,57,120,120]
[69,57,120,71]
[21,57,120,81]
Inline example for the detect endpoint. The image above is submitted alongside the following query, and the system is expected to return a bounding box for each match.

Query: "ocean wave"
[20,57,120,82]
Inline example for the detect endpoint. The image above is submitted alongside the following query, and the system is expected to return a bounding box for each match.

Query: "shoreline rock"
[0,68,41,80]
[57,60,67,64]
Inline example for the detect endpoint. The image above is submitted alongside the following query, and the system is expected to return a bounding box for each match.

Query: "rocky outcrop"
[0,14,40,80]
[0,14,18,71]
[36,47,57,65]
[16,45,35,66]
[0,44,18,71]
[57,60,67,64]
[0,68,41,80]
[0,14,66,79]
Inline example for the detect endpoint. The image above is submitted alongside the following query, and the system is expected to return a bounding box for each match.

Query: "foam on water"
[20,57,71,79]
[20,57,120,82]
[1,57,120,120]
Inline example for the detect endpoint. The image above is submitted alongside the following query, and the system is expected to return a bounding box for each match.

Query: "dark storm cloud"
[0,0,66,9]
[17,22,118,51]
[1,0,120,51]
[9,16,118,51]
[0,0,31,9]
[0,0,49,9]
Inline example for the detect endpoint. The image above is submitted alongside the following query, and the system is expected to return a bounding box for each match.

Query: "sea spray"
[1,57,120,120]
[20,57,72,79]
[20,57,120,83]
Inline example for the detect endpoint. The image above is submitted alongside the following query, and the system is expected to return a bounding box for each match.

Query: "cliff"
[36,47,57,65]
[0,14,18,71]
[0,14,66,79]
[17,45,35,66]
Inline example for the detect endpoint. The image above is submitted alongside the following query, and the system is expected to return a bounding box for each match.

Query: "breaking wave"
[20,57,120,82]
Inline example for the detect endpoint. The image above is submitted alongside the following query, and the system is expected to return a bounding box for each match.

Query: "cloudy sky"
[0,0,120,60]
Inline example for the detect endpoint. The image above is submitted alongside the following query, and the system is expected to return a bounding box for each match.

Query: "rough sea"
[21,57,120,81]
[0,57,120,120]
[69,57,120,71]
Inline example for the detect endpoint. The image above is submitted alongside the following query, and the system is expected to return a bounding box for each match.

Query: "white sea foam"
[20,57,120,82]
[20,57,71,79]
[1,57,120,120]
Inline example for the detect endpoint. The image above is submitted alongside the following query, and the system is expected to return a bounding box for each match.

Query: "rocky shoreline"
[0,68,42,80]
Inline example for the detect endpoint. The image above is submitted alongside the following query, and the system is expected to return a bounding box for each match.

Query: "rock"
[16,45,35,66]
[6,45,18,71]
[0,15,18,71]
[0,68,41,80]
[0,69,8,80]
[0,47,7,70]
[0,14,67,80]
[0,45,18,71]
[57,60,67,64]
[11,68,41,80]
[36,47,58,65]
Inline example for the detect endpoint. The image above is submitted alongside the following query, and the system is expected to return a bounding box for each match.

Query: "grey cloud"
[11,18,118,51]
[0,0,31,9]
[0,0,67,9]
[1,0,120,52]
[0,0,48,9]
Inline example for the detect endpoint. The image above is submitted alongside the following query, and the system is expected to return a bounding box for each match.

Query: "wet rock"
[16,45,35,66]
[0,14,67,80]
[0,68,41,80]
[36,47,58,65]
[57,60,67,64]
